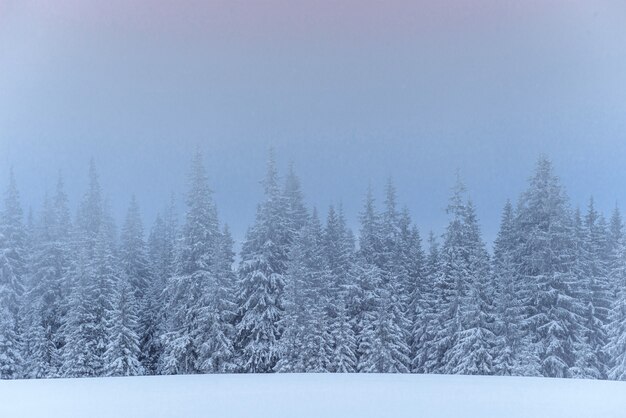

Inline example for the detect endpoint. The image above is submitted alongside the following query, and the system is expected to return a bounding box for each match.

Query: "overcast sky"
[1,0,626,246]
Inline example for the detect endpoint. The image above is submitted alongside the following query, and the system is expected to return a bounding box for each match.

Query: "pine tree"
[355,260,409,373]
[607,206,624,299]
[104,276,144,376]
[492,201,533,375]
[91,223,120,376]
[0,169,26,379]
[145,197,178,374]
[572,199,611,379]
[198,225,237,373]
[235,151,290,372]
[120,196,152,374]
[324,205,357,373]
[298,211,334,372]
[61,163,117,377]
[606,207,626,380]
[398,210,425,373]
[413,232,441,373]
[161,152,221,374]
[22,178,71,378]
[60,250,98,377]
[283,162,309,240]
[355,186,410,373]
[514,158,581,378]
[274,227,307,372]
[76,159,103,255]
[445,200,495,375]
[428,175,468,374]
[120,195,152,302]
[381,182,414,372]
[358,185,384,268]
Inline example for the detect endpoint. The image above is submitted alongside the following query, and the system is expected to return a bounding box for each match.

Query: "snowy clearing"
[1,373,625,418]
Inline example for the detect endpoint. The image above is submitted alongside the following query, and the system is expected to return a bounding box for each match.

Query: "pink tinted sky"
[4,0,605,43]
[2,0,626,244]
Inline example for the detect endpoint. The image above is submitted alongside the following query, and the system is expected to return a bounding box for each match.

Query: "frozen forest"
[2,152,626,381]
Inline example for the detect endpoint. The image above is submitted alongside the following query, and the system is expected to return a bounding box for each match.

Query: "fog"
[1,0,626,245]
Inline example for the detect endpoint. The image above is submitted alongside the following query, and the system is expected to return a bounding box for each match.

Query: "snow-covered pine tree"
[60,249,98,377]
[607,281,626,380]
[120,195,152,303]
[149,196,179,285]
[324,205,357,373]
[606,206,626,380]
[381,179,400,273]
[355,188,410,373]
[235,151,290,373]
[283,162,309,240]
[354,259,383,372]
[145,198,178,374]
[445,200,495,375]
[75,160,104,256]
[354,258,410,373]
[380,181,414,372]
[275,226,308,373]
[104,275,144,377]
[412,232,441,373]
[571,200,611,379]
[161,152,221,374]
[120,196,152,374]
[299,210,334,372]
[397,208,426,373]
[61,162,117,377]
[22,177,72,378]
[91,221,120,376]
[514,157,581,378]
[607,206,624,301]
[358,186,384,268]
[0,169,26,379]
[492,200,533,375]
[428,175,468,374]
[198,225,238,373]
[275,164,312,373]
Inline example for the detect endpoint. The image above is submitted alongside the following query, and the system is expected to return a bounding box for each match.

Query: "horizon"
[0,151,622,251]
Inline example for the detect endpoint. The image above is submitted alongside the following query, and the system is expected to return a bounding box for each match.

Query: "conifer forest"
[3,152,626,381]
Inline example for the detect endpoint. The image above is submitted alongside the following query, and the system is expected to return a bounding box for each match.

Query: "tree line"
[1,153,626,380]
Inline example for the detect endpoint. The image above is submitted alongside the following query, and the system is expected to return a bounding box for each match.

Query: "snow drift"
[1,373,625,418]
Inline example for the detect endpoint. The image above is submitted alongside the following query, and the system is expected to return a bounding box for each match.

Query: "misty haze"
[1,1,626,417]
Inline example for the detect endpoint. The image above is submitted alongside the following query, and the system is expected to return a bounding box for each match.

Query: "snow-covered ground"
[1,373,625,417]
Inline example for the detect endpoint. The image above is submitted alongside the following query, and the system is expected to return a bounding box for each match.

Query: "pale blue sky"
[1,1,626,246]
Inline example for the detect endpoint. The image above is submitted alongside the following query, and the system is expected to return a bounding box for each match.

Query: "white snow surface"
[1,373,625,417]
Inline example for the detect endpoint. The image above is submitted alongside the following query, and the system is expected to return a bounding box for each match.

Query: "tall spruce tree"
[161,152,221,374]
[120,195,152,302]
[355,187,410,373]
[606,206,626,380]
[120,196,153,373]
[572,199,611,379]
[413,232,441,373]
[145,197,178,374]
[198,225,237,373]
[492,200,532,375]
[104,275,144,376]
[445,200,495,375]
[514,158,581,378]
[428,175,468,374]
[235,151,290,372]
[22,177,72,378]
[61,162,117,377]
[0,169,25,378]
[60,249,98,377]
[324,205,357,372]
